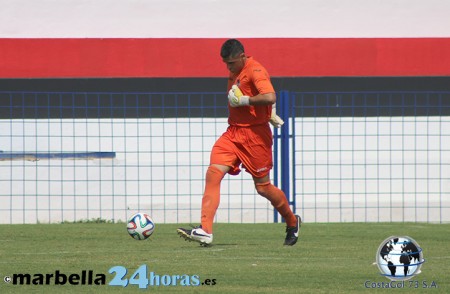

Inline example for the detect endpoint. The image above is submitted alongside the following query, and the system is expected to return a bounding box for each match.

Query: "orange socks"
[255,182,297,227]
[201,166,296,233]
[201,165,226,234]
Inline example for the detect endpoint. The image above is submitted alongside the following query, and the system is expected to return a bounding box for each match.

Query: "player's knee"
[255,182,271,197]
[205,165,226,184]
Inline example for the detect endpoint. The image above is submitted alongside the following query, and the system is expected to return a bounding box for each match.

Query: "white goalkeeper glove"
[270,103,284,128]
[228,85,250,107]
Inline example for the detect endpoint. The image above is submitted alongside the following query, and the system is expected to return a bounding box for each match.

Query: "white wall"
[1,0,449,37]
[1,117,449,224]
[0,118,273,224]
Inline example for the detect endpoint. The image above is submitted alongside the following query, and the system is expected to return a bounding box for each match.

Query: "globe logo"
[376,236,425,281]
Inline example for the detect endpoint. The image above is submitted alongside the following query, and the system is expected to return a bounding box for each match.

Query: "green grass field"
[0,222,448,293]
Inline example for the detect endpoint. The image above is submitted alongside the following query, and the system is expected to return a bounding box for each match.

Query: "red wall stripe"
[0,38,449,78]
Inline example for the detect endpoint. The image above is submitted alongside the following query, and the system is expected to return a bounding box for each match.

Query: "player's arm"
[251,91,285,128]
[248,90,284,128]
[243,91,285,128]
[251,69,284,127]
[247,92,276,105]
[228,86,284,128]
[228,66,276,106]
[228,86,275,107]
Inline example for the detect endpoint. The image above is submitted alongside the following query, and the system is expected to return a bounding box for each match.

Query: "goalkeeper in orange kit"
[177,39,301,246]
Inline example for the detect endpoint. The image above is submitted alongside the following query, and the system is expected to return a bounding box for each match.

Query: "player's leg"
[200,164,228,234]
[253,175,301,246]
[253,175,296,225]
[236,125,301,245]
[177,163,228,246]
[200,131,241,235]
[236,125,297,227]
[177,131,238,245]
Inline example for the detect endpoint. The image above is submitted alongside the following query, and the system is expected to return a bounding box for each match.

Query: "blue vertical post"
[291,94,296,216]
[273,99,280,222]
[280,91,292,217]
[273,90,292,222]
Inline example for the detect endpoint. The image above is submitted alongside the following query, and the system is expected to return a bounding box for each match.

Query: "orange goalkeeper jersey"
[227,57,275,126]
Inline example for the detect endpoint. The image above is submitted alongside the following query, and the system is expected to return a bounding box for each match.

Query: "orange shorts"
[210,124,273,178]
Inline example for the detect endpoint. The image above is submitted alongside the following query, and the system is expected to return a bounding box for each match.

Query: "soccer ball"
[127,212,155,240]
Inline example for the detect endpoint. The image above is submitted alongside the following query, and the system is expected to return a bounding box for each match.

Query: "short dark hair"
[220,39,244,59]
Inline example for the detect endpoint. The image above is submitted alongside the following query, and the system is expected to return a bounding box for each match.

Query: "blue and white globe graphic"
[376,236,425,281]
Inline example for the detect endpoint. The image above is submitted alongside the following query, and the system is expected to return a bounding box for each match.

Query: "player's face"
[223,53,245,74]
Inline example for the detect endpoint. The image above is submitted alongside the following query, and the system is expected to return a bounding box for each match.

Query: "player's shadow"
[202,243,239,247]
[206,243,268,247]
